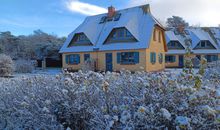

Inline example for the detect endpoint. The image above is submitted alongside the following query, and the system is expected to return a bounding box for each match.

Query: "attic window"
[114,13,121,21]
[99,13,121,24]
[105,27,137,44]
[68,33,92,47]
[194,40,216,49]
[106,17,113,21]
[167,41,184,50]
[100,16,107,24]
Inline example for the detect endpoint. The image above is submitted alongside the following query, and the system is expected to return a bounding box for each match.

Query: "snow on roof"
[187,28,218,49]
[208,27,220,47]
[165,27,220,54]
[59,4,161,53]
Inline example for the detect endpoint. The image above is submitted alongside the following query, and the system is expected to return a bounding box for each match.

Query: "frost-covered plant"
[193,57,207,90]
[0,69,219,129]
[81,59,96,72]
[15,59,35,73]
[183,39,193,74]
[198,57,207,76]
[0,54,14,76]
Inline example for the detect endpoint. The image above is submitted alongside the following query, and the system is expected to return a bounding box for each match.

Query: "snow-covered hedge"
[0,69,219,129]
[0,54,14,77]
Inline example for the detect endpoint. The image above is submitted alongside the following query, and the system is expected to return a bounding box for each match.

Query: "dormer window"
[100,16,107,24]
[167,41,184,50]
[68,33,92,47]
[194,40,216,49]
[114,13,121,21]
[201,41,206,47]
[99,13,121,24]
[105,27,137,43]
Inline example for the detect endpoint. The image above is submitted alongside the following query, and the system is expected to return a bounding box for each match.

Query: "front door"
[179,55,184,67]
[106,53,113,71]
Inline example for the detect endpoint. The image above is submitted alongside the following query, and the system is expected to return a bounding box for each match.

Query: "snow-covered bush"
[81,59,96,72]
[0,69,219,129]
[15,59,35,73]
[0,54,14,76]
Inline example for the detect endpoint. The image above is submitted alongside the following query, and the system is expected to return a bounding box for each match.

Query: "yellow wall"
[146,26,167,72]
[62,49,147,72]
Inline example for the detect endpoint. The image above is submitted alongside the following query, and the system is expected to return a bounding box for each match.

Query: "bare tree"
[0,30,66,60]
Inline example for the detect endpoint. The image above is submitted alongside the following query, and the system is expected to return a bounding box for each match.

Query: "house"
[165,27,220,68]
[59,4,167,72]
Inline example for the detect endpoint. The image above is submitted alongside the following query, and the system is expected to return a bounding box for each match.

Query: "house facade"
[59,5,167,72]
[165,27,220,68]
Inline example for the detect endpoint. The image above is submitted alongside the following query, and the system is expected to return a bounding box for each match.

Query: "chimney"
[177,24,185,34]
[108,6,116,18]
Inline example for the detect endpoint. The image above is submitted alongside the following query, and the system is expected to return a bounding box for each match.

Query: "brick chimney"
[108,6,116,18]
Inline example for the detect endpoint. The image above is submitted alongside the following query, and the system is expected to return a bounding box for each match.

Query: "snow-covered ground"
[0,68,219,129]
[14,68,62,77]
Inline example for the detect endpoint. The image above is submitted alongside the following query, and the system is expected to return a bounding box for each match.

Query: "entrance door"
[106,53,113,71]
[179,55,184,67]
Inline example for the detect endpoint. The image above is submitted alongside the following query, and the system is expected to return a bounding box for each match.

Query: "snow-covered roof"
[165,27,220,54]
[187,28,218,49]
[59,4,163,53]
[208,27,220,47]
[165,31,186,48]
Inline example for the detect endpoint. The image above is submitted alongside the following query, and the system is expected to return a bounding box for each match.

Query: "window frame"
[117,52,139,65]
[165,55,176,63]
[205,55,218,62]
[105,28,137,43]
[66,54,80,65]
[158,53,163,64]
[153,29,157,41]
[158,31,161,43]
[84,54,90,62]
[68,33,92,47]
[150,52,156,64]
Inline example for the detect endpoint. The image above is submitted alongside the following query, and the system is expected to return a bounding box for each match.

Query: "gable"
[152,25,168,52]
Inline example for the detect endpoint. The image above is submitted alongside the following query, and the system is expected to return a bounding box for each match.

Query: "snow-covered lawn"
[0,68,219,129]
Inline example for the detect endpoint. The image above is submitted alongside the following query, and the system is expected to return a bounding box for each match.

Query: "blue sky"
[0,0,220,37]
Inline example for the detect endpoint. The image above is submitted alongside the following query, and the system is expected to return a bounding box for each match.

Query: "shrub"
[0,54,14,76]
[81,59,96,72]
[15,59,35,73]
[0,69,219,129]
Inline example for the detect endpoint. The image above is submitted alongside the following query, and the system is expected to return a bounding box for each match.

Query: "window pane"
[120,52,135,64]
[84,54,90,61]
[126,30,132,37]
[153,29,157,41]
[118,29,124,37]
[201,41,206,47]
[158,31,161,43]
[69,54,80,64]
